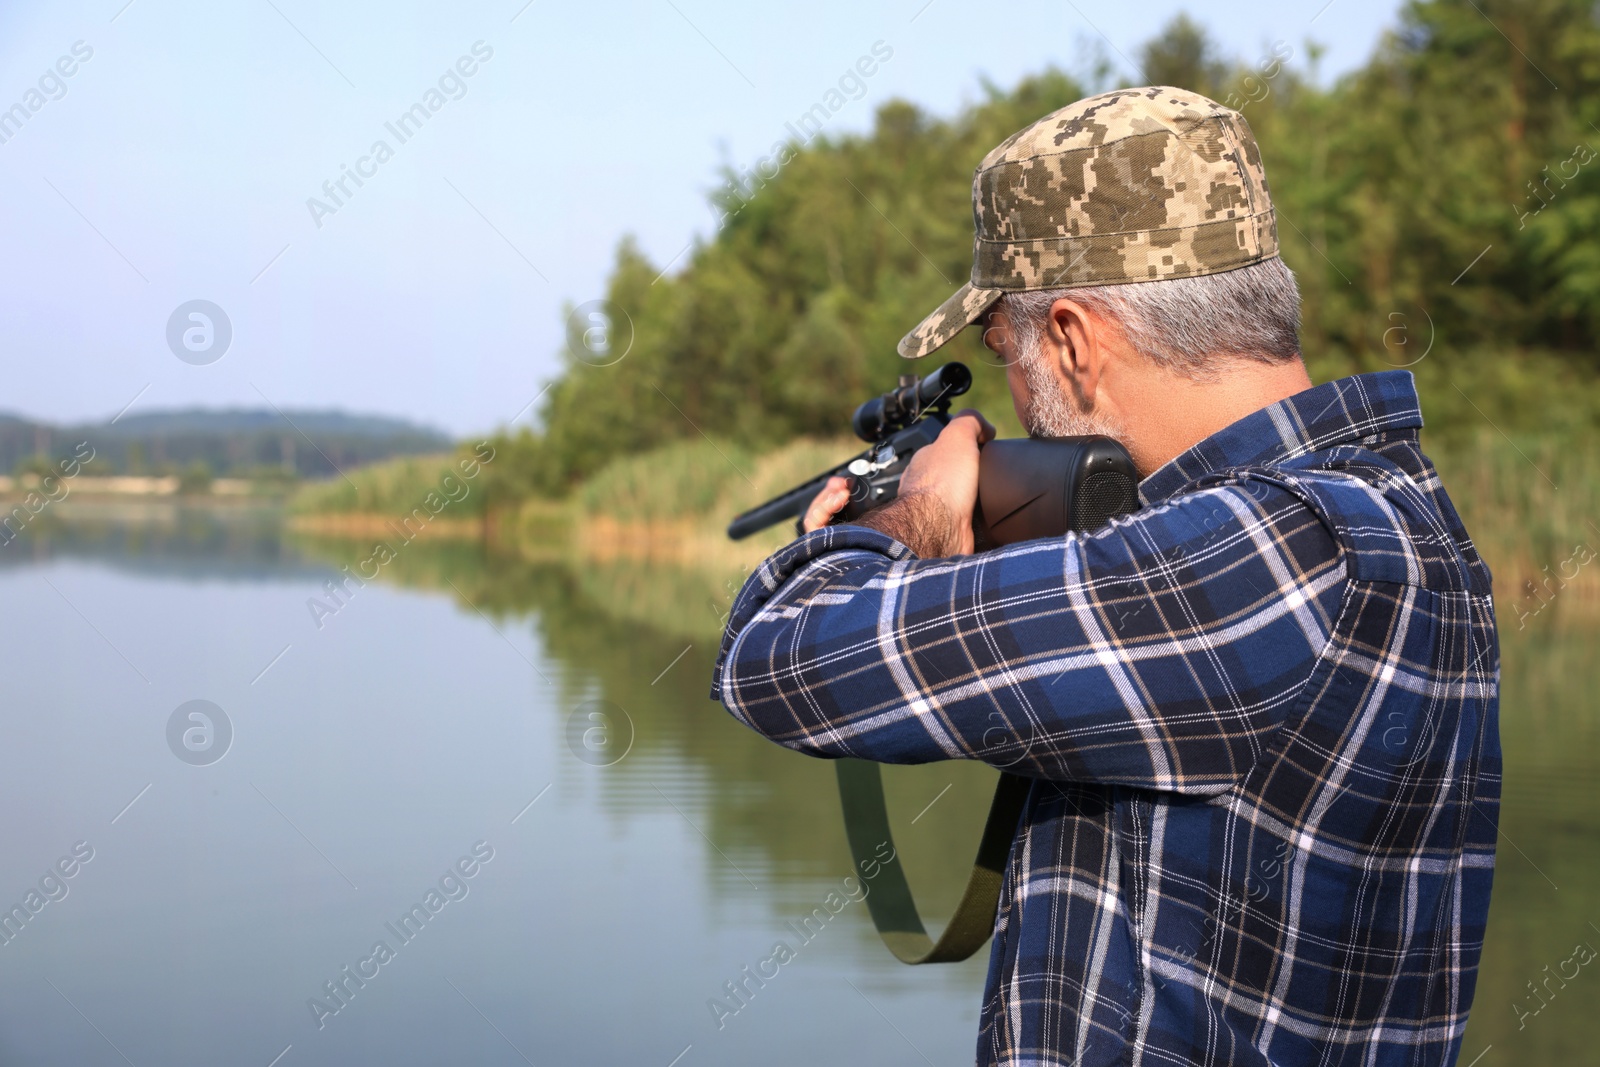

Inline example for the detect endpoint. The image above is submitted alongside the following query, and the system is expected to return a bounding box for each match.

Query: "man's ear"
[1048,297,1104,406]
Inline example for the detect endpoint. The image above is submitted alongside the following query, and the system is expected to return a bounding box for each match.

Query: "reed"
[288,452,489,517]
[291,424,1600,629]
[1429,431,1600,625]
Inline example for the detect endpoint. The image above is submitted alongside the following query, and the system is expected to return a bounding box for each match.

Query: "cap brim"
[897,283,1004,359]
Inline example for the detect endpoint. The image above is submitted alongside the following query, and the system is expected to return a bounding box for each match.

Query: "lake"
[1,504,1594,1066]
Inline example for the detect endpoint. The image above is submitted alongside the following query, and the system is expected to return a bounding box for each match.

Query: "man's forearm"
[852,491,961,558]
[716,481,1345,784]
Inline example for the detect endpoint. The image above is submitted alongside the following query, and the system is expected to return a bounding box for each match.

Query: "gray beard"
[1018,348,1129,444]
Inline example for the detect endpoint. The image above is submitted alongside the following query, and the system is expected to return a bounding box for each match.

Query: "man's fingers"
[949,408,996,445]
[802,476,851,533]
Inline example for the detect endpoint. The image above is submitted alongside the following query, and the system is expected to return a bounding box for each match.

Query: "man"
[711,87,1499,1066]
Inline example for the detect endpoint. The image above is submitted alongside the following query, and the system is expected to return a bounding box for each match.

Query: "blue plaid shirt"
[712,371,1500,1067]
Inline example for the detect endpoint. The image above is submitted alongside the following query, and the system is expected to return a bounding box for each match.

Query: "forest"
[479,0,1600,502]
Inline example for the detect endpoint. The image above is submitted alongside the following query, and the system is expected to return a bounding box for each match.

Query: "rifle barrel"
[725,472,834,540]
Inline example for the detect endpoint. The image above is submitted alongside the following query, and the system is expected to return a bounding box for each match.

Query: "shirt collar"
[1138,370,1424,505]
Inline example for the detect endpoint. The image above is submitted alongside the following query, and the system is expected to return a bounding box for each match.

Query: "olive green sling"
[835,761,1033,963]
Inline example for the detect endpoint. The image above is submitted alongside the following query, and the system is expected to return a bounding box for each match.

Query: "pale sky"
[0,0,1404,436]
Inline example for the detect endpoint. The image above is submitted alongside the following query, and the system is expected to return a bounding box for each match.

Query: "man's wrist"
[853,491,961,558]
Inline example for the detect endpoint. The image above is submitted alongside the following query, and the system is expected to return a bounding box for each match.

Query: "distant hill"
[0,408,455,479]
[102,409,449,437]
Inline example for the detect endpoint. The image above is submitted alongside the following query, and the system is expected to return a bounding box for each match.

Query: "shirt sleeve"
[710,479,1348,793]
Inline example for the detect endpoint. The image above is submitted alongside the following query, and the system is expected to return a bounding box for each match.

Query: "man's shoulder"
[1179,443,1483,593]
[1072,474,1347,597]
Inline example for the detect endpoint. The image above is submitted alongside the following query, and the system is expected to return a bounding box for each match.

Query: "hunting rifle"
[725,362,1143,964]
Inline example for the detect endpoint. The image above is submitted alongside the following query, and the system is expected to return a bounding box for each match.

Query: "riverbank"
[282,427,1600,632]
[286,512,482,541]
[283,436,851,569]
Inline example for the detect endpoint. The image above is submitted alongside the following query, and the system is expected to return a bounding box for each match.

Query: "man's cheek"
[1007,365,1030,427]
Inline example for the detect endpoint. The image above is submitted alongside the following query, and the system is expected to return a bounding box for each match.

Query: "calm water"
[0,505,1594,1065]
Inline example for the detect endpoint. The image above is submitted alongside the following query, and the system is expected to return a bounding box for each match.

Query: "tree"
[1137,13,1229,96]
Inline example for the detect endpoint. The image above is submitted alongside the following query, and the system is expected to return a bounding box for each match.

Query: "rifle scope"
[851,362,972,442]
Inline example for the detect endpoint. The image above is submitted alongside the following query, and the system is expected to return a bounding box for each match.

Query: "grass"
[577,438,757,523]
[559,435,861,569]
[289,451,489,517]
[1429,431,1600,613]
[573,435,865,525]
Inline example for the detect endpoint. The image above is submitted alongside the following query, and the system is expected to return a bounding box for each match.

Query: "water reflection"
[1,501,320,581]
[1,507,990,1066]
[291,526,1009,924]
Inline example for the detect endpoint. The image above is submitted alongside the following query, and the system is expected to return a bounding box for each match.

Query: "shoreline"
[286,511,483,541]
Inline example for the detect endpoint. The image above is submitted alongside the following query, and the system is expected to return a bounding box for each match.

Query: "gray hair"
[997,256,1302,379]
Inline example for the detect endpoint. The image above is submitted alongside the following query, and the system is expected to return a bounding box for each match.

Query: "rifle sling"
[835,759,1032,964]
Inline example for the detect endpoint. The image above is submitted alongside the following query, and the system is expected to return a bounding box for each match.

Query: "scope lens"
[852,398,885,442]
[922,362,971,402]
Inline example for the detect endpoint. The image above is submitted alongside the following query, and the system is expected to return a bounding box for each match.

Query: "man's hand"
[801,409,995,557]
[896,409,995,548]
[801,475,854,534]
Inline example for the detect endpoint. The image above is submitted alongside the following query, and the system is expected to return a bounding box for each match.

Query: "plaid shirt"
[712,371,1500,1067]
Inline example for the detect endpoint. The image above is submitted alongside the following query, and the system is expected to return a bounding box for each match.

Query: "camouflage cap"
[898,85,1280,359]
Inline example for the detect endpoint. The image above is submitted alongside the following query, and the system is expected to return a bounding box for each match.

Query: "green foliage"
[290,450,488,517]
[1139,12,1231,97]
[239,464,299,489]
[479,2,1600,508]
[1430,429,1600,580]
[579,438,755,523]
[577,435,863,528]
[12,455,58,479]
[1243,0,1600,364]
[476,426,557,506]
[177,461,212,495]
